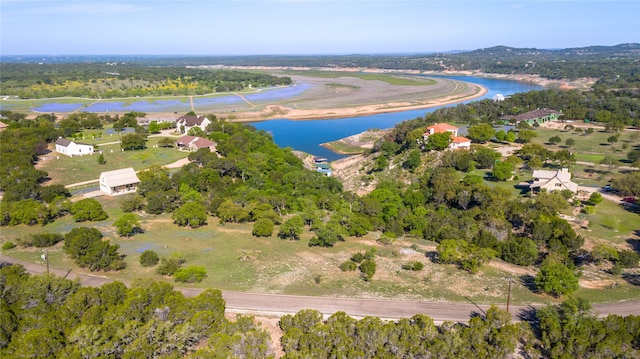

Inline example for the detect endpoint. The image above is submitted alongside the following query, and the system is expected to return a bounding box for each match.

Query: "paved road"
[3,255,639,322]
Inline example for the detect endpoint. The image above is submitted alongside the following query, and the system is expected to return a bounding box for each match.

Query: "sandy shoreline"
[218,84,488,123]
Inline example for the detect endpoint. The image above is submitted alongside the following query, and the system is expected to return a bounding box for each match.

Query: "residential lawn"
[3,193,640,305]
[577,199,639,244]
[38,137,189,186]
[531,128,639,163]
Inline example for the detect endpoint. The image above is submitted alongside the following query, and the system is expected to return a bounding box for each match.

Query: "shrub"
[156,256,185,276]
[174,266,207,283]
[172,202,207,228]
[140,250,160,267]
[359,259,377,281]
[64,227,126,272]
[114,213,142,237]
[339,260,357,272]
[401,261,425,271]
[351,252,365,263]
[30,233,64,248]
[71,198,108,222]
[2,242,16,250]
[252,218,274,237]
[582,205,596,214]
[120,194,145,212]
[588,192,603,205]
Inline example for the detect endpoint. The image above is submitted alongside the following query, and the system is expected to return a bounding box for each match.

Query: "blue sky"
[1,0,638,55]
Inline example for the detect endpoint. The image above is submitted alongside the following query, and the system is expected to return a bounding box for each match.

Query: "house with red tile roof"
[424,123,471,150]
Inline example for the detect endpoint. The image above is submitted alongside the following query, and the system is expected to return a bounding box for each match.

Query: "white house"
[55,138,94,157]
[530,168,578,193]
[176,115,211,134]
[99,168,140,196]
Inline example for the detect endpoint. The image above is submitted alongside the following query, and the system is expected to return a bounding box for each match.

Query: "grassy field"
[38,137,189,186]
[2,192,640,305]
[531,127,639,163]
[578,200,639,245]
[284,70,437,85]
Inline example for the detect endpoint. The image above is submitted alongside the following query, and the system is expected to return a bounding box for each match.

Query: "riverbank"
[218,82,488,122]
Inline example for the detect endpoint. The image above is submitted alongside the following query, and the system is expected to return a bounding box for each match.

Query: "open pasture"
[37,137,189,186]
[2,192,640,305]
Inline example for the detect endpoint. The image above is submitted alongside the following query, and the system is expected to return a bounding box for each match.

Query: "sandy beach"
[186,67,593,123]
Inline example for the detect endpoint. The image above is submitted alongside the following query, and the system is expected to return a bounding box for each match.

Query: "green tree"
[157,137,175,147]
[5,198,52,226]
[28,233,64,248]
[119,194,145,212]
[499,236,538,266]
[587,192,603,205]
[278,215,304,241]
[610,171,640,196]
[492,161,514,181]
[505,131,516,142]
[147,121,161,133]
[309,223,345,247]
[548,135,562,145]
[172,202,207,228]
[402,150,421,171]
[359,259,377,281]
[64,227,126,272]
[173,266,207,283]
[156,255,186,276]
[252,218,274,237]
[495,130,507,142]
[467,123,496,143]
[96,152,106,165]
[553,149,576,168]
[70,198,108,222]
[120,133,146,150]
[535,257,579,297]
[565,138,576,148]
[140,250,160,267]
[113,213,141,237]
[517,129,537,144]
[426,132,452,150]
[599,155,617,172]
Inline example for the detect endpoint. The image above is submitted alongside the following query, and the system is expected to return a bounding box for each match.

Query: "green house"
[502,109,562,126]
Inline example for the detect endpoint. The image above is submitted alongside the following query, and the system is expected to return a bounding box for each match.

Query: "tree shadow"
[517,305,539,323]
[519,274,537,292]
[584,168,607,175]
[626,237,640,253]
[622,273,640,286]
[425,250,438,263]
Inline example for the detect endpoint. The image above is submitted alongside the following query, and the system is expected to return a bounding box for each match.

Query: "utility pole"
[42,250,49,274]
[506,277,513,313]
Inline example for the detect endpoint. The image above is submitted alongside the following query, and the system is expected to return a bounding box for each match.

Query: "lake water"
[250,76,544,161]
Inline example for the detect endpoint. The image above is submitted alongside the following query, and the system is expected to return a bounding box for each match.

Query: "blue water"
[250,76,544,161]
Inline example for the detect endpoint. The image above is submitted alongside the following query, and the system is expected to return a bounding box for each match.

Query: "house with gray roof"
[99,168,140,196]
[530,168,578,193]
[176,115,211,134]
[54,137,94,157]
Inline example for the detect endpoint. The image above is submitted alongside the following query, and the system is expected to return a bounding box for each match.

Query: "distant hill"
[2,44,638,81]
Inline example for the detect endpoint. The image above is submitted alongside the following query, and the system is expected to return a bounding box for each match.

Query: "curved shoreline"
[223,83,488,123]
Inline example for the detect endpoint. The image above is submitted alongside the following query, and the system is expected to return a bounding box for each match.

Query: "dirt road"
[2,255,638,322]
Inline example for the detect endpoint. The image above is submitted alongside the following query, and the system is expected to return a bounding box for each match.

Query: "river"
[249,76,544,161]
